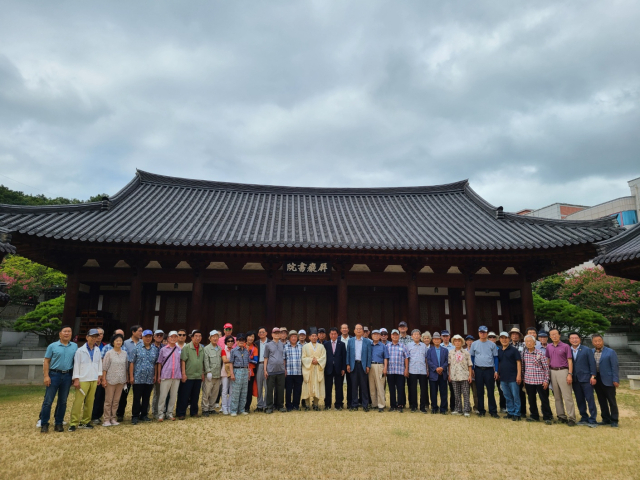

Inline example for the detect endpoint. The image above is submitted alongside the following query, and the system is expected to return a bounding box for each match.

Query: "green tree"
[12,295,65,344]
[532,273,566,300]
[0,184,108,206]
[533,293,610,338]
[0,255,67,303]
[559,267,640,327]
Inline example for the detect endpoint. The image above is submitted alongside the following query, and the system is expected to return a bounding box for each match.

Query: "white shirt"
[72,343,103,382]
[258,339,268,362]
[340,335,349,345]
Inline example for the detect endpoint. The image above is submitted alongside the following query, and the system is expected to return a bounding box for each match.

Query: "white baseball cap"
[210,330,220,336]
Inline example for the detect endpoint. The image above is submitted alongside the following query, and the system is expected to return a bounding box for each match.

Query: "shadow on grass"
[0,385,45,403]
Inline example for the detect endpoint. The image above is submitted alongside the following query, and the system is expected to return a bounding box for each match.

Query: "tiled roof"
[594,223,640,265]
[0,227,16,254]
[0,170,623,252]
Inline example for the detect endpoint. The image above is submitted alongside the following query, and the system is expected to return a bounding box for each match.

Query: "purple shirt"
[157,344,182,380]
[545,341,571,369]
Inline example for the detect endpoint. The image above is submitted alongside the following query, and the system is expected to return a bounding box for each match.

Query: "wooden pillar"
[464,274,477,334]
[266,271,277,329]
[337,274,348,327]
[521,280,535,328]
[500,291,512,327]
[128,267,142,329]
[62,270,79,327]
[448,288,464,335]
[407,272,419,331]
[190,270,204,333]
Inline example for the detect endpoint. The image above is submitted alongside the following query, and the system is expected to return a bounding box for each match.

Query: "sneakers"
[102,422,112,427]
[111,421,120,426]
[222,411,230,415]
[78,423,94,429]
[242,412,249,416]
[167,415,175,421]
[464,413,470,417]
[157,416,164,422]
[131,417,139,425]
[577,420,589,426]
[36,420,42,428]
[451,411,460,416]
[230,413,238,417]
[68,425,76,432]
[92,419,101,425]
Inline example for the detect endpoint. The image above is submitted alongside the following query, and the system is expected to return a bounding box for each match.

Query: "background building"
[519,177,640,228]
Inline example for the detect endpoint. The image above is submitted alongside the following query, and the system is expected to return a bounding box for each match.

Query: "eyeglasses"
[224,328,232,330]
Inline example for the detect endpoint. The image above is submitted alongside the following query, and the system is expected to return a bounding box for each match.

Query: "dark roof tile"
[0,170,623,252]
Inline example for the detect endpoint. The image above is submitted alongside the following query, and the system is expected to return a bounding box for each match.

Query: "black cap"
[318,328,326,333]
[399,321,408,327]
[236,333,246,341]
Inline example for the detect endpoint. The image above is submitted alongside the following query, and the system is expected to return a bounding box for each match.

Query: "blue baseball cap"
[441,330,450,336]
[538,331,549,338]
[87,328,100,336]
[478,326,488,332]
[142,329,153,336]
[465,335,475,340]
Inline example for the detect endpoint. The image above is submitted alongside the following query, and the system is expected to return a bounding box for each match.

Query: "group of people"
[37,319,621,433]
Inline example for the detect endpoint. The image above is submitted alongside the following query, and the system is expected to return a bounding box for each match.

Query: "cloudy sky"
[0,1,638,211]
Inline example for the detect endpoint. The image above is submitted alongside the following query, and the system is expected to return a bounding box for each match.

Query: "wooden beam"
[62,270,79,326]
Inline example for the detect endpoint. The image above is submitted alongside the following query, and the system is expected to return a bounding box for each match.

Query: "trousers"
[368,364,386,409]
[350,364,370,408]
[157,378,180,418]
[70,381,98,426]
[201,377,222,413]
[408,373,428,411]
[230,369,249,414]
[549,369,575,421]
[324,370,344,408]
[176,379,202,417]
[429,376,448,413]
[256,365,267,409]
[525,383,552,421]
[452,380,471,413]
[103,383,124,423]
[573,380,598,424]
[132,384,153,419]
[40,371,73,426]
[500,381,521,417]
[285,374,303,409]
[266,373,285,410]
[594,373,618,423]
[388,374,406,408]
[475,367,497,415]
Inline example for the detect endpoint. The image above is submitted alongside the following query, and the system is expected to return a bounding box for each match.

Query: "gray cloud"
[0,0,638,210]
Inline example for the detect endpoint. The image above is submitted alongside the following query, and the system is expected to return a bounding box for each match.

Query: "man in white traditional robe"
[301,330,327,410]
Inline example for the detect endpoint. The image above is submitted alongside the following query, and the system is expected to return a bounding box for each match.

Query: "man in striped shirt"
[387,330,409,413]
[521,335,552,425]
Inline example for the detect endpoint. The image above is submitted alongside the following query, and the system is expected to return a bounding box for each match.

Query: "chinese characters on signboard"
[284,260,331,274]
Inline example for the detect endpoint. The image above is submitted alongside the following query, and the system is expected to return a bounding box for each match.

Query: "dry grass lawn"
[1,382,639,480]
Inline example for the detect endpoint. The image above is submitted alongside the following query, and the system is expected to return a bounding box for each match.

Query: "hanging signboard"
[283,260,331,274]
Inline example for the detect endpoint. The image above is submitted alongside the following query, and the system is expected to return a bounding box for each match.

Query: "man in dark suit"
[592,334,620,428]
[346,324,372,411]
[427,332,449,414]
[568,332,598,427]
[324,327,347,410]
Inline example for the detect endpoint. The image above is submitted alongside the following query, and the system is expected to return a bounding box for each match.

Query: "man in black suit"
[324,327,347,410]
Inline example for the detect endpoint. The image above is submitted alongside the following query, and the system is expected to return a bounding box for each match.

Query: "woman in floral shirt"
[448,334,473,417]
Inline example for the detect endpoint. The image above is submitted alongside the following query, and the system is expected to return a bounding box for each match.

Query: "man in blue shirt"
[39,325,78,433]
[407,329,429,413]
[469,326,500,418]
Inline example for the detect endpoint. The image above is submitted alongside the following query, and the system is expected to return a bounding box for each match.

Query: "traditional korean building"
[594,223,640,281]
[0,170,624,337]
